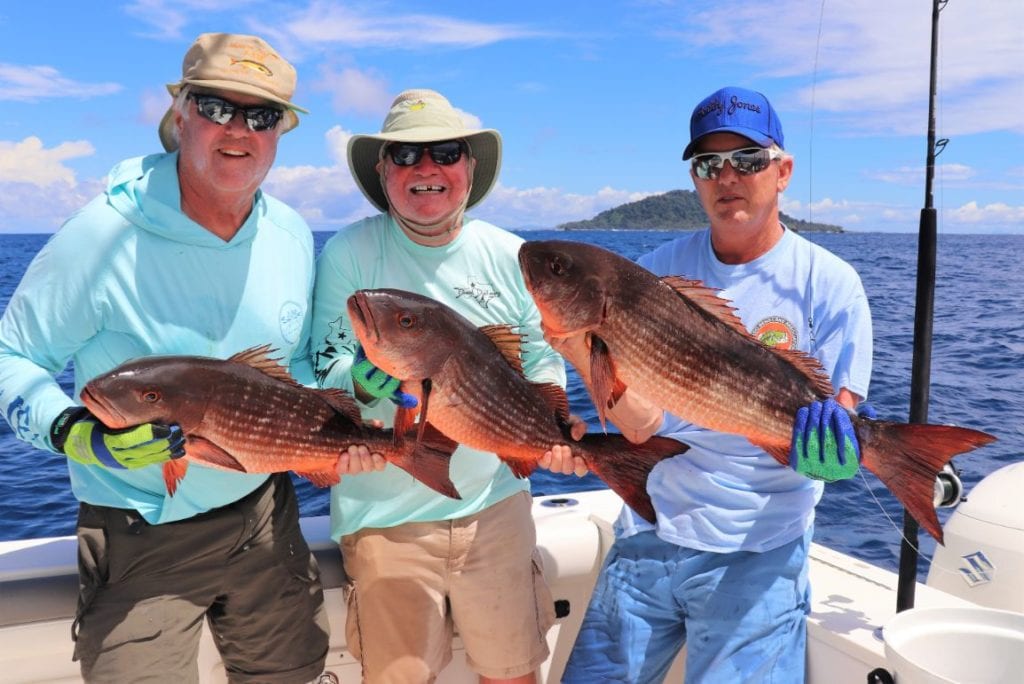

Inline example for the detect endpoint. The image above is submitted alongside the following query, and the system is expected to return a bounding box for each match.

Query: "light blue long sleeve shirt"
[0,152,315,524]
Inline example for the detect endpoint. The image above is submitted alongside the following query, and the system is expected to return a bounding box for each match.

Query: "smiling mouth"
[410,185,445,194]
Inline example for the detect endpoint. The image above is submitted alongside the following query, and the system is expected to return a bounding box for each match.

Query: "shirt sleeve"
[0,225,104,452]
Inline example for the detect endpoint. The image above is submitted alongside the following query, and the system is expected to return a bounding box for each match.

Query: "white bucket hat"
[347,89,502,212]
[159,32,308,152]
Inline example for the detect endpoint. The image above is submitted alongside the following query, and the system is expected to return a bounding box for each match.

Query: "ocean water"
[1,229,1021,581]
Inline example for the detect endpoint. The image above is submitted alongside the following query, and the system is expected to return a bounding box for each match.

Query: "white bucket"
[883,606,1024,683]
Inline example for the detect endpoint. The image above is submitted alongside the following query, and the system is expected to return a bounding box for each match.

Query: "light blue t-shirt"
[0,152,316,524]
[616,227,872,553]
[312,214,566,540]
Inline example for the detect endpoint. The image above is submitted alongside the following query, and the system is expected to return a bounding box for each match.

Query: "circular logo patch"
[279,301,304,345]
[752,316,797,350]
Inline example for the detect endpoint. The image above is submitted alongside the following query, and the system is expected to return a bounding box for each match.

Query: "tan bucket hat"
[159,32,308,152]
[348,89,502,212]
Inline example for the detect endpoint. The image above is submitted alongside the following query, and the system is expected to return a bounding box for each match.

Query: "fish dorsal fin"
[534,383,571,422]
[229,345,300,385]
[661,277,834,395]
[479,324,525,374]
[774,348,835,396]
[661,276,749,337]
[314,388,362,421]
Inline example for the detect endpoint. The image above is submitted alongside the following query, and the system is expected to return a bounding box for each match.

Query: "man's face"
[380,141,473,228]
[175,89,283,199]
[689,132,792,231]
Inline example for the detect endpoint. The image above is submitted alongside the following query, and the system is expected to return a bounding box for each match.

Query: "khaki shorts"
[341,491,554,682]
[73,474,329,684]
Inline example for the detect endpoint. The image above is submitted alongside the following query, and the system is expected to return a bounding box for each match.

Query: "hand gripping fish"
[79,346,460,499]
[346,288,688,524]
[518,240,997,543]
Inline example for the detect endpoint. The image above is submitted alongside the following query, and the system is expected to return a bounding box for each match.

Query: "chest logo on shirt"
[279,301,304,345]
[752,316,797,350]
[454,276,500,308]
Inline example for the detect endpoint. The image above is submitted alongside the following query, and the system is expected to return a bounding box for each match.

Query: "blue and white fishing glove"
[351,345,418,409]
[790,398,867,482]
[50,407,185,469]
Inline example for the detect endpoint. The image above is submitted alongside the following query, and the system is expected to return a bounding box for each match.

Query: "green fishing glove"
[50,407,186,469]
[351,345,418,408]
[790,398,861,482]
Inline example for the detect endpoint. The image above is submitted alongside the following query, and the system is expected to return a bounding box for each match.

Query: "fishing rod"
[896,0,953,614]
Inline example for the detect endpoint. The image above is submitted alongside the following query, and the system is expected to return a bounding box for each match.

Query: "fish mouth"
[79,386,130,429]
[348,291,380,345]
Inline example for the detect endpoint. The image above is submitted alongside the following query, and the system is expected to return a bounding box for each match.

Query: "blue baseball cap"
[682,87,784,160]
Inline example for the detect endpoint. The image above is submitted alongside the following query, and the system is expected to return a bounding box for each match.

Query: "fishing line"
[808,0,828,224]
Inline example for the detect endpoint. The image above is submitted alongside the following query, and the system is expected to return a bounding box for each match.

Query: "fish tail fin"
[163,459,189,496]
[579,434,687,523]
[390,424,462,500]
[860,420,996,544]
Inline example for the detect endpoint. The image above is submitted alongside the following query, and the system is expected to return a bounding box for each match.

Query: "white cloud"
[0,137,95,186]
[275,1,548,50]
[0,64,121,101]
[672,0,1024,137]
[948,201,1024,226]
[314,66,393,117]
[474,183,659,228]
[123,0,241,40]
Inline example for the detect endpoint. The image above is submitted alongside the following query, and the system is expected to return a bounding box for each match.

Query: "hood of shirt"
[105,152,261,248]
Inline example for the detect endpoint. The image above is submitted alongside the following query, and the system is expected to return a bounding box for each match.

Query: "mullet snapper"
[346,288,687,523]
[80,346,460,499]
[518,240,996,543]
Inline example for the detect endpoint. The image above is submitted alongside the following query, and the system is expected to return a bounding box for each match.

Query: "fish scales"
[518,240,998,542]
[347,288,689,522]
[79,347,461,498]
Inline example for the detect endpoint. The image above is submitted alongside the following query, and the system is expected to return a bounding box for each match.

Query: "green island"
[557,189,844,233]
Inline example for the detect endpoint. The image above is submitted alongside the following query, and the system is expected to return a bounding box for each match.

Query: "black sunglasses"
[385,140,469,166]
[188,93,284,133]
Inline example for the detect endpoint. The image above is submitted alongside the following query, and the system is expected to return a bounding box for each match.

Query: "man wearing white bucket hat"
[0,32,347,683]
[312,89,573,683]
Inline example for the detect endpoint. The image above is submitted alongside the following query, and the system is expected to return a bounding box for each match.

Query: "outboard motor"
[926,461,1024,613]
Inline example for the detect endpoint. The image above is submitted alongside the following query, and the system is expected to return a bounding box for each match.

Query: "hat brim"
[682,126,777,160]
[158,80,306,152]
[348,128,502,213]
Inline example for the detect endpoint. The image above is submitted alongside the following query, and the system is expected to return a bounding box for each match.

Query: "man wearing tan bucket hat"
[0,32,357,683]
[312,89,576,683]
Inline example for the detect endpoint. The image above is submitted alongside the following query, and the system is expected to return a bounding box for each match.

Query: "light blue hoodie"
[0,152,315,524]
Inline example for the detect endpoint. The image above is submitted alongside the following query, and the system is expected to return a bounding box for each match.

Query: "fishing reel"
[933,463,964,509]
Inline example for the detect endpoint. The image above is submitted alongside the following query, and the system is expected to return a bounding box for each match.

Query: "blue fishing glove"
[50,407,185,469]
[790,398,862,482]
[351,345,418,408]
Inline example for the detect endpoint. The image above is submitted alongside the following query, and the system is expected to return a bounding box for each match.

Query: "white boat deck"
[0,490,978,683]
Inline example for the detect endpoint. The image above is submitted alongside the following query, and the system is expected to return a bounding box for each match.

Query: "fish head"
[518,240,611,337]
[80,356,213,431]
[347,288,459,380]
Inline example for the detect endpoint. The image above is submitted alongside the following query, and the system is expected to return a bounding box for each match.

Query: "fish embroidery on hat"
[752,316,797,350]
[230,58,273,77]
[404,99,428,111]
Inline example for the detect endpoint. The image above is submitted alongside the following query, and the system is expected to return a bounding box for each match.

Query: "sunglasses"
[690,147,783,180]
[386,140,469,166]
[188,93,284,133]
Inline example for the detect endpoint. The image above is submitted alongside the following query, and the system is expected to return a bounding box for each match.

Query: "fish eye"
[550,256,569,277]
[399,314,416,328]
[142,391,160,403]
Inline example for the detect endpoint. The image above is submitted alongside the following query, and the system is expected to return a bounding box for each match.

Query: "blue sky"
[1,0,1021,235]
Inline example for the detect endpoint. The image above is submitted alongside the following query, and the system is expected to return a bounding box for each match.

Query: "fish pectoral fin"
[589,334,624,430]
[298,471,340,488]
[316,387,363,421]
[187,436,248,472]
[162,459,189,496]
[479,324,526,374]
[393,405,418,442]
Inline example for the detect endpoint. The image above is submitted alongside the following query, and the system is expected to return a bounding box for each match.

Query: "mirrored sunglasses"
[188,93,284,133]
[386,140,469,166]
[690,147,783,180]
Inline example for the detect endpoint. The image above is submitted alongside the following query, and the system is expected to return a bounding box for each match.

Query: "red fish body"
[80,346,459,498]
[346,288,687,523]
[518,239,997,542]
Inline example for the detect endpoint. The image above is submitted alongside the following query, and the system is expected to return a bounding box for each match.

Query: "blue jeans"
[563,528,811,684]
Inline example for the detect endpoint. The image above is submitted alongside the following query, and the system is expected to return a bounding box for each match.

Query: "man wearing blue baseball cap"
[551,86,874,682]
